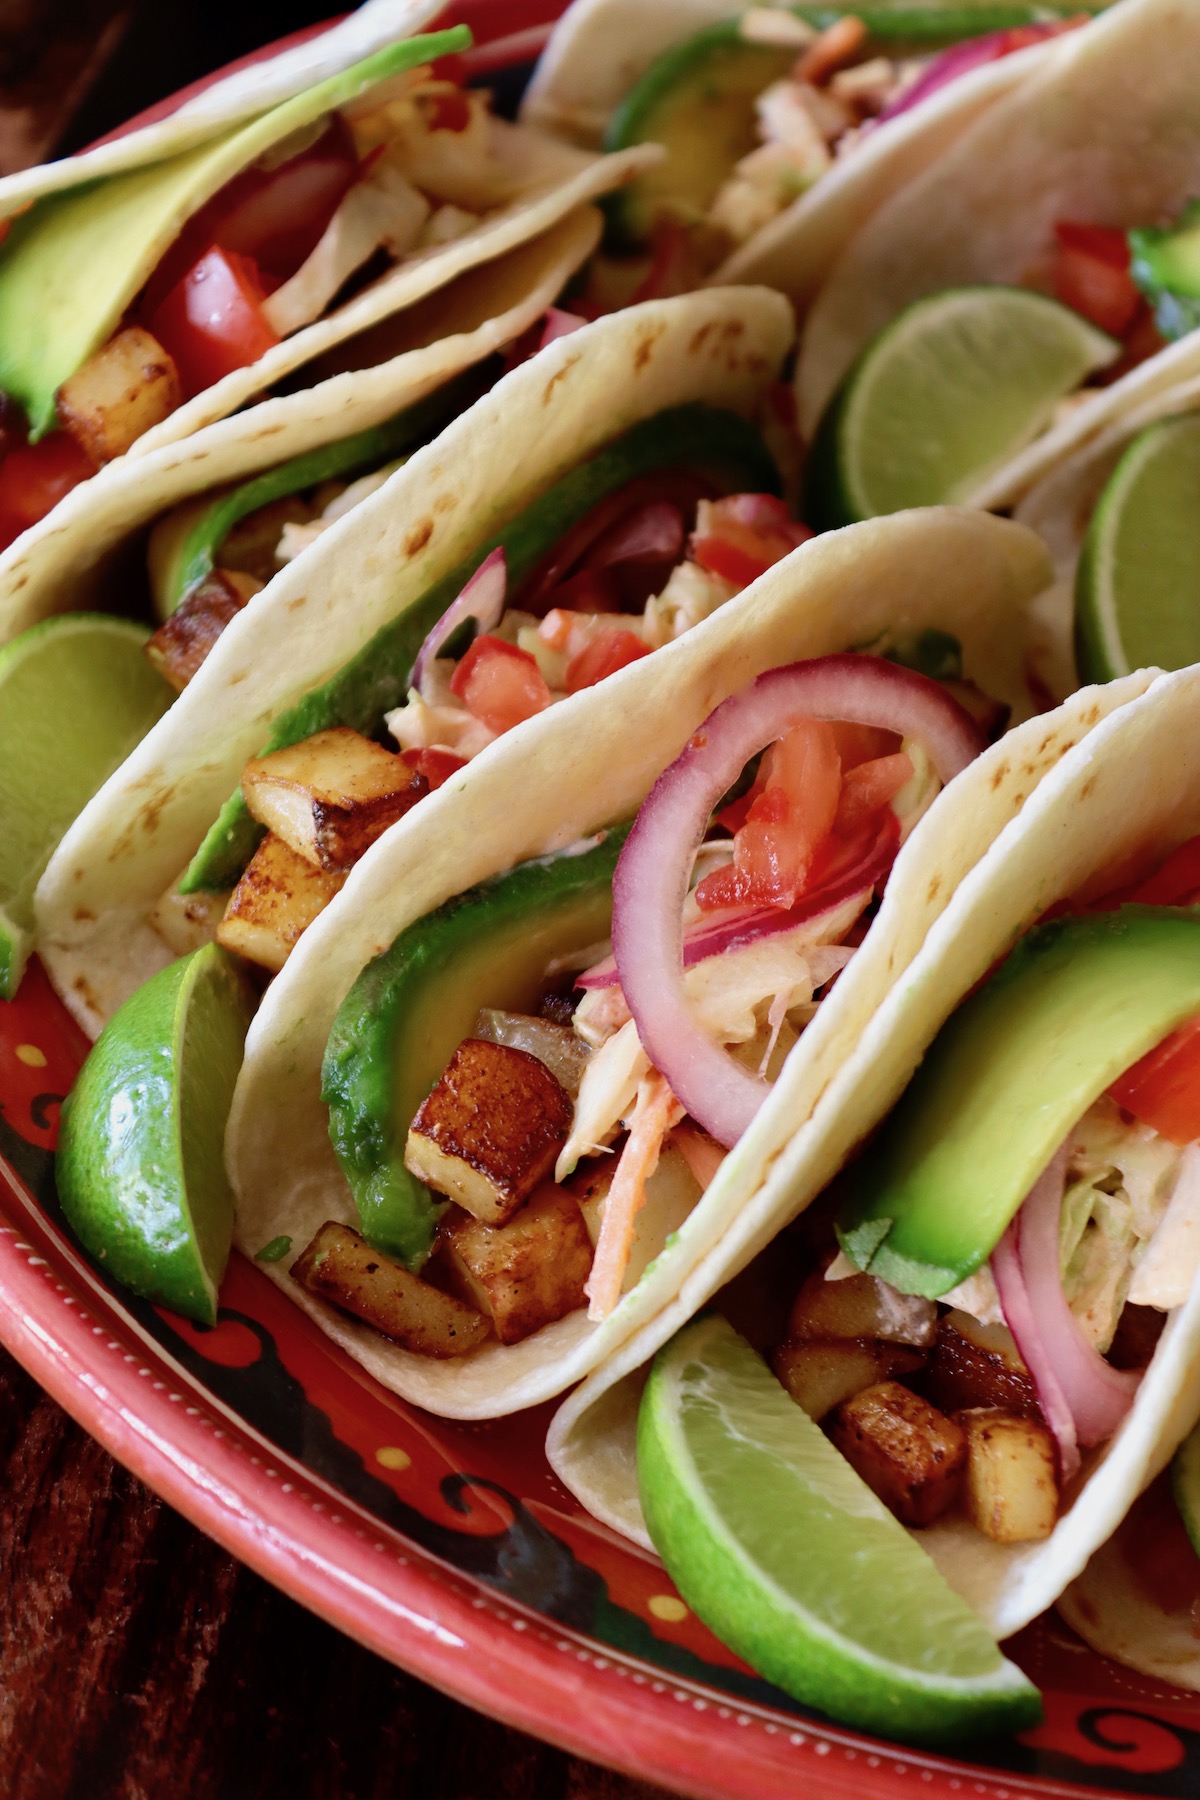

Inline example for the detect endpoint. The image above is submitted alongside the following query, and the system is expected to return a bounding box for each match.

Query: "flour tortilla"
[1058,1483,1200,1686]
[520,0,1071,310]
[796,0,1200,434]
[0,209,601,644]
[548,662,1200,1646]
[34,286,796,1036]
[222,505,1065,1421]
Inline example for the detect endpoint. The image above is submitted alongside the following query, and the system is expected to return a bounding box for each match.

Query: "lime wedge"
[0,612,171,998]
[638,1314,1041,1745]
[1172,1418,1200,1561]
[804,287,1117,528]
[1075,413,1200,681]
[57,943,256,1325]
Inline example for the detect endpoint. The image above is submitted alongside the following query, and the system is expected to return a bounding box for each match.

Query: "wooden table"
[0,4,677,1794]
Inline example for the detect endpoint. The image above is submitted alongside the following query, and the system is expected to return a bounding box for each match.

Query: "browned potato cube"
[828,1380,967,1527]
[772,1337,926,1422]
[242,727,427,871]
[406,1038,573,1224]
[292,1220,490,1357]
[923,1310,1040,1419]
[440,1186,593,1345]
[787,1268,937,1347]
[57,326,181,463]
[959,1409,1059,1543]
[149,882,230,957]
[145,569,261,691]
[216,832,344,972]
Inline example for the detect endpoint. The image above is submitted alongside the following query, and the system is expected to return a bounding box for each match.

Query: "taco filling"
[294,651,989,1359]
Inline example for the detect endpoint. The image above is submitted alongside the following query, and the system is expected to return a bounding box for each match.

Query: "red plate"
[6,7,1200,1795]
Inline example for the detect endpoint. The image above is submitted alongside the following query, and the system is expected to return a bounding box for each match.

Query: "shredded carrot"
[794,15,867,84]
[585,1073,683,1321]
[670,1122,727,1191]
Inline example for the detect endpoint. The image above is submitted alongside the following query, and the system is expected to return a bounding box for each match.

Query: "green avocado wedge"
[638,1314,1041,1745]
[838,908,1200,1297]
[56,943,257,1325]
[181,403,779,894]
[1130,200,1200,343]
[0,27,471,436]
[322,824,631,1268]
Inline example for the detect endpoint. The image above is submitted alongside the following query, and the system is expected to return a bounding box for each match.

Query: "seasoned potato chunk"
[406,1038,573,1225]
[828,1381,966,1527]
[242,727,427,871]
[440,1186,593,1344]
[145,569,261,691]
[959,1409,1059,1543]
[773,1337,925,1422]
[149,882,230,956]
[923,1310,1040,1419]
[216,832,344,972]
[57,326,181,463]
[292,1220,489,1357]
[787,1267,937,1347]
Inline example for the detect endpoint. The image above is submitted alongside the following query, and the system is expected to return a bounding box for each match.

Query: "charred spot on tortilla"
[542,355,581,404]
[689,322,714,355]
[403,519,434,557]
[989,761,1010,791]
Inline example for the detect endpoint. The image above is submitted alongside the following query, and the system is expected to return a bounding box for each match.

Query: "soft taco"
[520,0,1095,303]
[33,288,800,1034]
[546,661,1200,1654]
[213,503,1082,1421]
[0,5,653,557]
[793,0,1200,450]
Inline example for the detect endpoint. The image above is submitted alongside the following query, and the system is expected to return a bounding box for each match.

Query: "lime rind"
[806,287,1117,528]
[1075,412,1200,683]
[639,1314,1040,1745]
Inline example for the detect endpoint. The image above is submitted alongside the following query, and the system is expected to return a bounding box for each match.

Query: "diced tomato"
[830,721,900,771]
[835,752,914,833]
[149,247,280,398]
[424,88,472,132]
[565,629,651,693]
[1079,835,1200,913]
[450,634,551,735]
[1052,221,1140,338]
[697,719,841,910]
[1109,1016,1200,1146]
[0,433,96,550]
[400,747,467,789]
[691,494,814,588]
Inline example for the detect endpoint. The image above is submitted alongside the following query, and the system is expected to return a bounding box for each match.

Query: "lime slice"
[805,287,1117,528]
[56,943,256,1325]
[1171,1418,1200,1561]
[638,1313,1041,1745]
[0,612,171,998]
[1075,413,1200,681]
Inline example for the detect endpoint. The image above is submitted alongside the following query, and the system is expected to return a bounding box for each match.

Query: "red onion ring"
[993,1143,1139,1485]
[875,22,1065,125]
[610,655,985,1147]
[410,547,506,690]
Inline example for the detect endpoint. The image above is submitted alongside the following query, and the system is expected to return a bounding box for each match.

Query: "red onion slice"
[538,306,588,348]
[410,547,506,690]
[610,655,985,1147]
[875,22,1065,125]
[584,500,685,572]
[993,1142,1140,1484]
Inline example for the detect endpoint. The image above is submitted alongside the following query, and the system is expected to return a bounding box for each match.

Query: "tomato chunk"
[1052,221,1140,338]
[1109,1016,1200,1146]
[697,719,841,910]
[834,752,914,833]
[691,494,814,588]
[0,433,96,550]
[565,629,651,693]
[149,247,280,398]
[450,634,551,735]
[400,747,468,789]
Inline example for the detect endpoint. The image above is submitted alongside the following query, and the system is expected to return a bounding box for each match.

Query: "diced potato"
[242,726,426,871]
[474,1008,590,1096]
[57,326,181,464]
[216,832,345,972]
[149,882,231,956]
[923,1309,1040,1419]
[145,569,262,691]
[787,1267,937,1347]
[439,1186,593,1345]
[772,1337,925,1422]
[958,1408,1059,1544]
[828,1380,966,1527]
[292,1220,489,1357]
[406,1038,572,1225]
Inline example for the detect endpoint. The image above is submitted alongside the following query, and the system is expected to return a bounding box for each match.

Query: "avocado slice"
[0,27,471,437]
[604,4,1095,250]
[1130,201,1200,343]
[322,824,631,1266]
[149,375,478,618]
[837,906,1200,1297]
[181,402,779,893]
